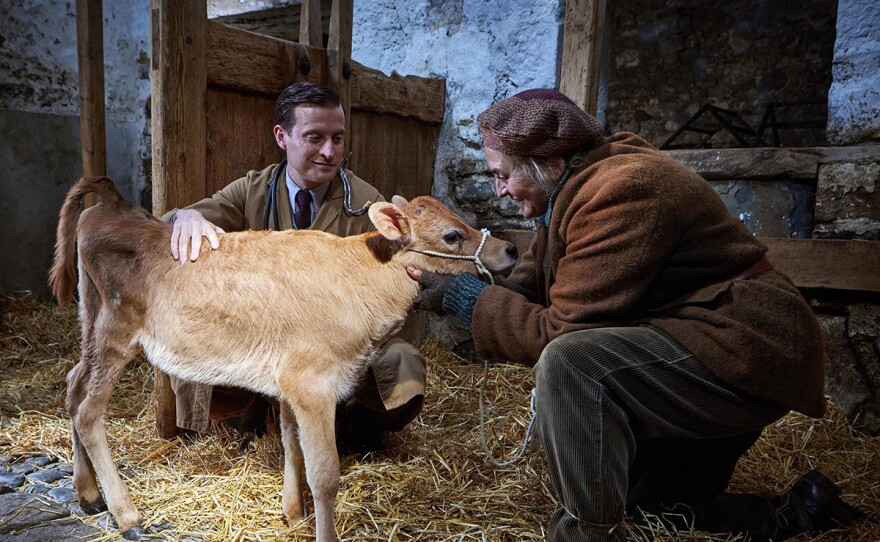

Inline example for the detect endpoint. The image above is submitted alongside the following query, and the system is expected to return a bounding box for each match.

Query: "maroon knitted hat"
[477,89,603,158]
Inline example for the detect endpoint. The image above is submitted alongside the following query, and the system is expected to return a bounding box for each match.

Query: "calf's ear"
[368,202,412,242]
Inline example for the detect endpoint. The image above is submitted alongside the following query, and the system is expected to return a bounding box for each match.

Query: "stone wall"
[0,0,151,298]
[807,0,880,433]
[353,0,564,231]
[604,0,838,150]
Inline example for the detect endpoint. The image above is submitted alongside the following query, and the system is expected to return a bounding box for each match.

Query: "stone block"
[0,517,102,541]
[816,162,880,219]
[817,315,873,423]
[0,493,70,534]
[709,180,814,237]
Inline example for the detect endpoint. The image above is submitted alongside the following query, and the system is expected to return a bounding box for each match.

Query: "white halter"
[409,228,495,285]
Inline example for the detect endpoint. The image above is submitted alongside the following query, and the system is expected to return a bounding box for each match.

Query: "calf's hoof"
[284,512,304,528]
[80,498,108,515]
[122,526,150,540]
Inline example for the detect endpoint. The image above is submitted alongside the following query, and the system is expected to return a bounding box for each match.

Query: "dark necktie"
[294,189,313,230]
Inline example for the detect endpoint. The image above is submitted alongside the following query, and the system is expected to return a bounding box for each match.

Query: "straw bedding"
[1,295,877,541]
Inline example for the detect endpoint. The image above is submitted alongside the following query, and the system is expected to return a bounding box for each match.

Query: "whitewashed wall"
[353,0,565,223]
[0,0,150,297]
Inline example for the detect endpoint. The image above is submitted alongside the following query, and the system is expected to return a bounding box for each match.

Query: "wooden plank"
[206,88,280,195]
[76,0,106,178]
[150,0,208,440]
[328,0,353,148]
[206,22,319,96]
[763,238,880,292]
[300,0,323,47]
[151,0,208,216]
[205,23,444,123]
[560,0,606,115]
[350,64,445,124]
[665,146,880,180]
[496,231,880,292]
[348,111,436,200]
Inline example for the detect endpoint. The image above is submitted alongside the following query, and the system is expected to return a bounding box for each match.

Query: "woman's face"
[484,147,551,219]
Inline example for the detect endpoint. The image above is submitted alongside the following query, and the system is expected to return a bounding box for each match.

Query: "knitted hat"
[477,89,603,158]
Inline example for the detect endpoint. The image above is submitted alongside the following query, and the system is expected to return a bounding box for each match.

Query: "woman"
[410,89,863,540]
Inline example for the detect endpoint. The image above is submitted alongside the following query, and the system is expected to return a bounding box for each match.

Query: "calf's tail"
[49,176,126,307]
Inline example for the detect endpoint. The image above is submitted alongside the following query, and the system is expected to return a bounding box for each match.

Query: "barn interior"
[1,0,878,540]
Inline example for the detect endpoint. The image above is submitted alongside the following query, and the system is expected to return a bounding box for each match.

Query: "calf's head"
[368,195,517,278]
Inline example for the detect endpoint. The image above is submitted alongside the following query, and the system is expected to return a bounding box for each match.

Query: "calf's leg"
[73,331,145,539]
[280,401,306,525]
[281,385,340,542]
[66,361,104,513]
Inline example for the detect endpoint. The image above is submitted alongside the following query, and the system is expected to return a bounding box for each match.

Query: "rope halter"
[409,228,495,285]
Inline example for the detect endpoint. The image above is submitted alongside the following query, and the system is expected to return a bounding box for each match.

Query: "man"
[163,81,426,451]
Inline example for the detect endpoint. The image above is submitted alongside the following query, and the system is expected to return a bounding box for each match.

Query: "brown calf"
[49,176,517,541]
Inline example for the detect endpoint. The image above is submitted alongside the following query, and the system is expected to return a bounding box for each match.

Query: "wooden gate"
[146,0,445,437]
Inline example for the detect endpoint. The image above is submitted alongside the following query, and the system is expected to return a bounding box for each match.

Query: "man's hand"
[169,209,225,265]
[407,267,455,314]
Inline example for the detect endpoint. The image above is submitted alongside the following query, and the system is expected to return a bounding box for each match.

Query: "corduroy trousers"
[533,326,790,541]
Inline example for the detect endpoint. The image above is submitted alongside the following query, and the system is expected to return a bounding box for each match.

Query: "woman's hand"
[407,267,455,314]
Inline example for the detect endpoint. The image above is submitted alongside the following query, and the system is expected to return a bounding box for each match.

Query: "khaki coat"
[164,164,426,432]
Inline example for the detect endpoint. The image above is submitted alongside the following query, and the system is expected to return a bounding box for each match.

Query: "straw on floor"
[1,296,877,541]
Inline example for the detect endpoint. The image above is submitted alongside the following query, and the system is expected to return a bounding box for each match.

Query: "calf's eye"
[443,231,463,244]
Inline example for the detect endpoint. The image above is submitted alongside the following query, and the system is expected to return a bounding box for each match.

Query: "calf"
[49,176,517,541]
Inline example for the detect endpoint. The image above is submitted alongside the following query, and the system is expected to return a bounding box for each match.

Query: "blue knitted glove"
[412,271,456,314]
[441,272,489,330]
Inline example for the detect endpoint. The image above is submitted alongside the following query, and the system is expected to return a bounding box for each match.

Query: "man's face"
[273,105,345,190]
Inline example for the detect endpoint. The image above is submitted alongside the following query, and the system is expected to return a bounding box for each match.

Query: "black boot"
[783,470,868,533]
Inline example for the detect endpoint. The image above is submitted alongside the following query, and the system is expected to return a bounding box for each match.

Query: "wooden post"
[560,0,606,115]
[300,0,323,47]
[150,0,208,439]
[76,0,106,181]
[328,0,353,148]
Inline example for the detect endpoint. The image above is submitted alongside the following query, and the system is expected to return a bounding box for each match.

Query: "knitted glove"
[412,271,456,314]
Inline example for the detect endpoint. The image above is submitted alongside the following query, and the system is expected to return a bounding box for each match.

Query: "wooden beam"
[328,0,353,148]
[665,146,880,180]
[151,0,208,216]
[150,0,208,440]
[763,238,880,292]
[299,0,323,47]
[205,24,445,124]
[207,22,320,93]
[76,0,106,178]
[560,0,606,115]
[350,64,446,124]
[498,230,880,293]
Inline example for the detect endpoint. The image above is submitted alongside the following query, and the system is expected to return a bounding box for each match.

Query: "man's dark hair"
[274,81,342,133]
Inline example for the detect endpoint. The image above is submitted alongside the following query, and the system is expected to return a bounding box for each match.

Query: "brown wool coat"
[472,133,825,418]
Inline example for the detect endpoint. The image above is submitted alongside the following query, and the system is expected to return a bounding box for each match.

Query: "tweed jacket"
[471,133,825,418]
[165,163,383,235]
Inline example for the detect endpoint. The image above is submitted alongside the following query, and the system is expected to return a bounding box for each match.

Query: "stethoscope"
[262,154,370,231]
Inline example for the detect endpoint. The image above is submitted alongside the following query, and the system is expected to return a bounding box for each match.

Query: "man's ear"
[273,125,287,150]
[368,202,412,242]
